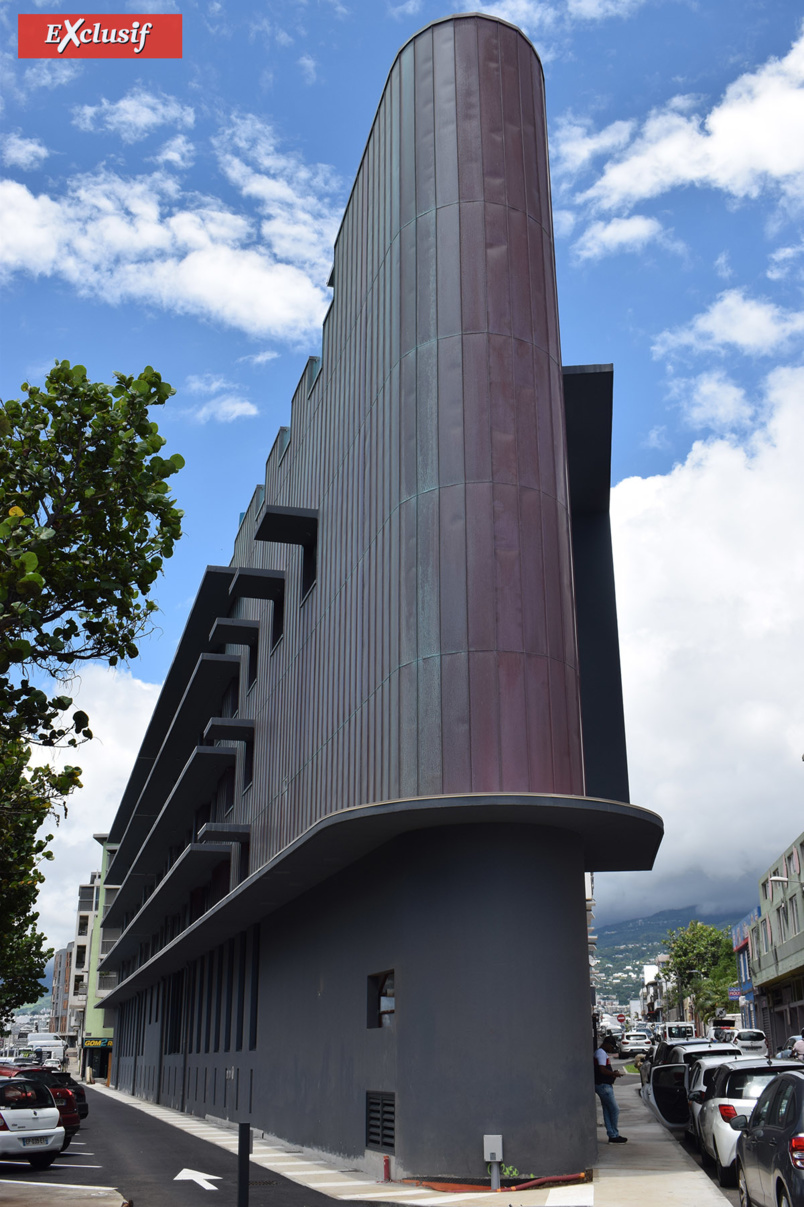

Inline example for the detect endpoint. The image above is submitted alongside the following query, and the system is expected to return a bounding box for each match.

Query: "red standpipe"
[383,1156,391,1182]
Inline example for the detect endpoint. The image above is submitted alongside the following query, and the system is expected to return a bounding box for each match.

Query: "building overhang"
[104,745,238,927]
[99,792,662,1006]
[108,566,236,844]
[106,654,240,884]
[101,843,233,968]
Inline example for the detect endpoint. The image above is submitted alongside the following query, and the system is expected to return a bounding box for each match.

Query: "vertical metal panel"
[436,204,462,338]
[169,15,590,871]
[414,28,436,216]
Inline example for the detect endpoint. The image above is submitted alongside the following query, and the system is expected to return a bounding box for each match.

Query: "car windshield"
[736,1031,764,1042]
[724,1071,780,1100]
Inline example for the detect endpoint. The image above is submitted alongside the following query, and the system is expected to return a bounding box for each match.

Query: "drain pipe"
[484,1135,503,1191]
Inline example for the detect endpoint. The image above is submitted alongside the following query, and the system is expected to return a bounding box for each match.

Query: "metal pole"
[237,1122,250,1207]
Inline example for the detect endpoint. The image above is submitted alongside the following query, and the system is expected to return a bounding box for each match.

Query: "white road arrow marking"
[174,1168,222,1190]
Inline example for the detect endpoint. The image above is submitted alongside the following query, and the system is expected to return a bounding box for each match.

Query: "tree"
[0,360,184,1026]
[665,920,737,1023]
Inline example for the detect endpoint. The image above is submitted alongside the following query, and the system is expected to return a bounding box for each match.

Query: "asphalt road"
[0,1087,387,1207]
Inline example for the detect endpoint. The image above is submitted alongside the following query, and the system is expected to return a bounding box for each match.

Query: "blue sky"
[2,0,804,946]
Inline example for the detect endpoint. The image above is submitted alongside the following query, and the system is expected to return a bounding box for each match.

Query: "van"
[654,1022,696,1043]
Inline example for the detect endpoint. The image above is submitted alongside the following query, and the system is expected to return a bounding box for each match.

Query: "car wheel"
[716,1154,736,1187]
[778,1187,791,1207]
[29,1154,57,1169]
[61,1134,72,1151]
[737,1164,752,1207]
[700,1139,714,1168]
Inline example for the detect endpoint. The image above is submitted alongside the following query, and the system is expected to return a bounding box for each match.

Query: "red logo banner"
[18,14,182,58]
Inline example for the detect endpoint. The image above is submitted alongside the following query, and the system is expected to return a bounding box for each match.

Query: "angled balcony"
[100,842,233,970]
[104,744,237,928]
[254,504,318,598]
[107,653,240,884]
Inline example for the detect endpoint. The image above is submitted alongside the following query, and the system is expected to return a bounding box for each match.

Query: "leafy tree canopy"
[0,360,184,1027]
[665,919,738,1022]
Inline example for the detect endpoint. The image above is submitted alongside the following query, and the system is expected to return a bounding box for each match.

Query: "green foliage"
[665,920,738,1022]
[0,360,184,1027]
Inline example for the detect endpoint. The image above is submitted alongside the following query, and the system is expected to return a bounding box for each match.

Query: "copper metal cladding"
[234,15,585,867]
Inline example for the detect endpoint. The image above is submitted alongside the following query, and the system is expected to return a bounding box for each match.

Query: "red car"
[0,1065,80,1149]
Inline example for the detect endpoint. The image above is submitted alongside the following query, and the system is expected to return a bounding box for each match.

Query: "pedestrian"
[594,1037,627,1143]
[792,1032,804,1060]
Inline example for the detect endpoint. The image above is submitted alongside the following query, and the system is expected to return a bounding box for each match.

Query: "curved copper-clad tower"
[103,14,661,1181]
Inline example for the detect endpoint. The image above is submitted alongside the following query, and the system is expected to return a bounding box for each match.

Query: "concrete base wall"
[114,822,597,1178]
[249,823,595,1177]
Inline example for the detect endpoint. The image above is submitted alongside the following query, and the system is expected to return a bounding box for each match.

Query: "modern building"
[79,835,121,1080]
[752,831,804,1051]
[49,943,73,1035]
[98,13,662,1180]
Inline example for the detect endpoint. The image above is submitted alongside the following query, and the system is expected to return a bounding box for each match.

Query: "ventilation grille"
[366,1092,395,1151]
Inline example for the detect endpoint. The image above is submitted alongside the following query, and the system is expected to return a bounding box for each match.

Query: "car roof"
[714,1058,801,1074]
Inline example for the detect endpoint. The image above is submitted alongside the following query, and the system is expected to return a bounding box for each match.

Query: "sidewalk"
[0,1077,729,1207]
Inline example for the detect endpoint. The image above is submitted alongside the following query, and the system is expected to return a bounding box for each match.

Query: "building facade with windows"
[752,831,804,1052]
[732,907,760,1030]
[98,14,662,1180]
[49,943,73,1036]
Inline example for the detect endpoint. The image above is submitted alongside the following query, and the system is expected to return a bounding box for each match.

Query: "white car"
[642,1042,737,1135]
[730,1028,768,1057]
[0,1077,64,1169]
[696,1057,802,1187]
[618,1031,651,1058]
[686,1054,742,1144]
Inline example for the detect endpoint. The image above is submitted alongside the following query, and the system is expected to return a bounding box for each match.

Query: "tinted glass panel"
[725,1071,781,1100]
[0,1080,53,1108]
[771,1082,796,1128]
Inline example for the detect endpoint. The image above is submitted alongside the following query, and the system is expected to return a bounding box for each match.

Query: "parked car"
[687,1054,745,1145]
[0,1065,80,1147]
[642,1042,738,1134]
[640,1036,728,1087]
[0,1076,64,1169]
[733,1068,804,1206]
[777,1036,804,1060]
[618,1031,651,1058]
[731,1030,769,1058]
[48,1071,89,1120]
[696,1058,802,1187]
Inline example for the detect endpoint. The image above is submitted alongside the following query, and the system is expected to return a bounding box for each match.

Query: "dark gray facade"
[100,14,662,1180]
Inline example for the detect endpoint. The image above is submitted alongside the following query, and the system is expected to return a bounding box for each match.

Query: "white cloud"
[551,116,635,179]
[767,240,804,281]
[388,0,422,17]
[238,349,279,365]
[714,251,732,280]
[192,394,260,423]
[571,214,678,261]
[23,60,83,92]
[566,0,644,21]
[2,134,49,170]
[33,666,161,952]
[150,134,195,170]
[0,115,342,342]
[578,26,804,212]
[653,289,804,359]
[185,372,236,393]
[213,114,342,279]
[468,1,560,36]
[598,364,804,921]
[72,87,195,144]
[671,369,753,431]
[298,54,317,85]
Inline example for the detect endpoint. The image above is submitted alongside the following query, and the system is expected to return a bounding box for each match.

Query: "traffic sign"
[617,1014,626,1022]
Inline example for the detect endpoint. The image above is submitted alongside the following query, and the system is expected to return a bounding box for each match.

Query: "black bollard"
[238,1122,250,1207]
